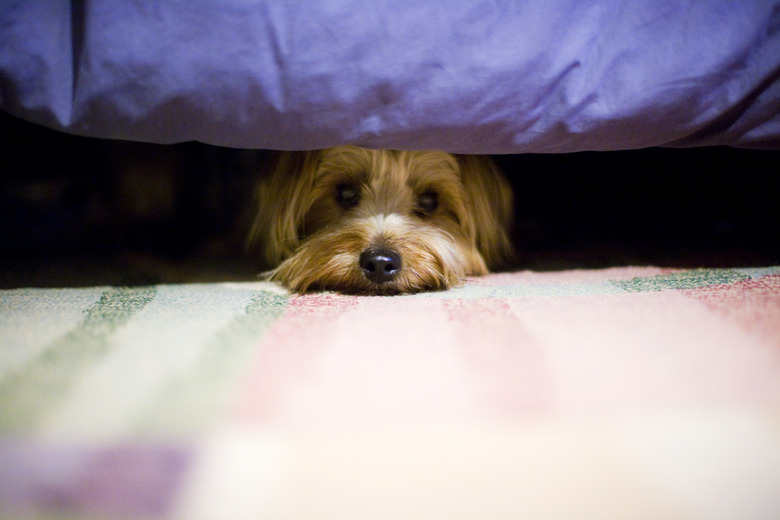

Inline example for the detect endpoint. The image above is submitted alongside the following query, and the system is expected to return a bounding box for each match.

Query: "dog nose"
[359,248,401,283]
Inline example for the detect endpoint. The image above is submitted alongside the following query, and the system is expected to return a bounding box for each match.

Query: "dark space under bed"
[1,112,777,289]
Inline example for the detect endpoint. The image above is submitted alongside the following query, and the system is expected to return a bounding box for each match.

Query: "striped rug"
[1,266,779,519]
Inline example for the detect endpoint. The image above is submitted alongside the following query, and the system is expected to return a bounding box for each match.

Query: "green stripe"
[134,290,288,437]
[0,286,157,435]
[611,268,750,293]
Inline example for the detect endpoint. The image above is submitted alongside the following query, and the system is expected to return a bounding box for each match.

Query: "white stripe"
[0,288,105,380]
[39,284,259,442]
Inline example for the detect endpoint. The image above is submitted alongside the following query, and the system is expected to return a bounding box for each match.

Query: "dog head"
[248,146,513,294]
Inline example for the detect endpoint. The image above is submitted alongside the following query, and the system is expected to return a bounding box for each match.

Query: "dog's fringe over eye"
[335,183,360,208]
[415,190,438,216]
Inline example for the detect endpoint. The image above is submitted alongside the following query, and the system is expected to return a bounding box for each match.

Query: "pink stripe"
[482,266,674,285]
[510,290,780,414]
[232,293,360,426]
[231,271,780,428]
[441,297,554,417]
[235,295,488,427]
[683,275,780,344]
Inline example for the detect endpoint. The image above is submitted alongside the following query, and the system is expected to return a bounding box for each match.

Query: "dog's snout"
[359,248,401,283]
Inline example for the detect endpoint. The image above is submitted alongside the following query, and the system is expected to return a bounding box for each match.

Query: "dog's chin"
[266,217,486,295]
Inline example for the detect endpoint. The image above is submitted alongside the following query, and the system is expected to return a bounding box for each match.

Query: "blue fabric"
[2,0,779,152]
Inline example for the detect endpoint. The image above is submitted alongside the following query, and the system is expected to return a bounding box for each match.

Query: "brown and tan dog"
[249,146,513,294]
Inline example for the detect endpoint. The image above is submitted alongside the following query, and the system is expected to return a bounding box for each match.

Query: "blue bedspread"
[1,0,779,152]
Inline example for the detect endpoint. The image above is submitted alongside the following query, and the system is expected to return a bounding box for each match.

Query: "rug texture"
[1,266,779,519]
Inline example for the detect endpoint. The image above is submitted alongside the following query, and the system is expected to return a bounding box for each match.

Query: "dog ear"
[456,155,515,269]
[247,150,320,267]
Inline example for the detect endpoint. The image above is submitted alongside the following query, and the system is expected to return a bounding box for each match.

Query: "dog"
[248,146,513,294]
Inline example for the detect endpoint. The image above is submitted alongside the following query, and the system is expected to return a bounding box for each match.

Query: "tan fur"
[248,146,513,294]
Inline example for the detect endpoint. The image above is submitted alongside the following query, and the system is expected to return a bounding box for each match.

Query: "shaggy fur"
[248,146,513,294]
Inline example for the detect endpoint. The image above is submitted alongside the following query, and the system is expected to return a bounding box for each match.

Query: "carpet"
[1,266,779,519]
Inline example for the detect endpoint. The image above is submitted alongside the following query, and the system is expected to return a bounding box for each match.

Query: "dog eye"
[335,183,360,208]
[415,190,438,216]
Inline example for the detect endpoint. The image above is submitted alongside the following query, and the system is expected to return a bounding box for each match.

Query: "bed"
[2,0,779,152]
